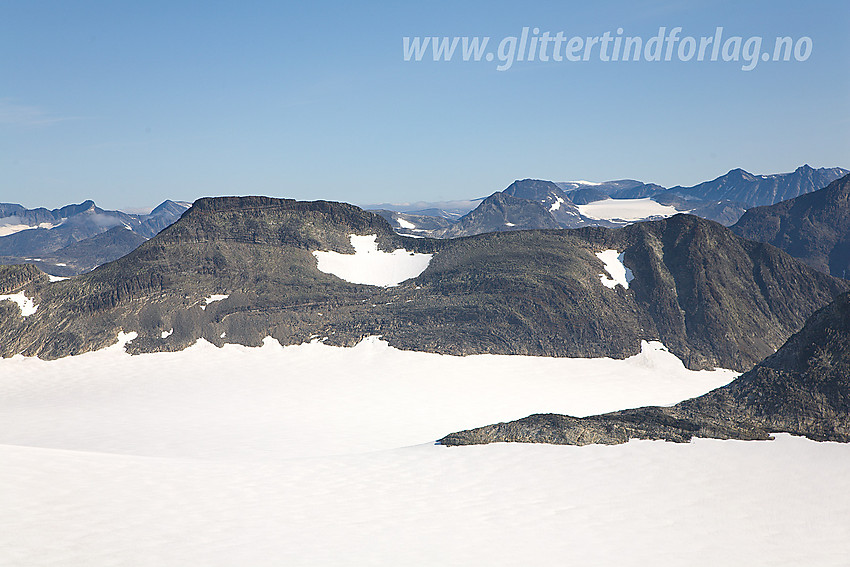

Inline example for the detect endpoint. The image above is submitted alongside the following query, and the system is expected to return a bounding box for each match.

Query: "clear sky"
[1,0,848,210]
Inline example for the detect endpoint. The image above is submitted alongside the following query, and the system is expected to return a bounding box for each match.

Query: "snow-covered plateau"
[577,197,680,222]
[1,336,848,566]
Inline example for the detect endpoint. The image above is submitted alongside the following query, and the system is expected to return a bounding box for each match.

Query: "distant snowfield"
[0,220,58,237]
[313,234,432,287]
[395,216,416,230]
[578,197,679,221]
[1,338,848,566]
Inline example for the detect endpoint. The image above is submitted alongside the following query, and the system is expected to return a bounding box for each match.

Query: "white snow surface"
[313,234,432,287]
[597,249,635,289]
[578,197,679,221]
[0,220,57,237]
[201,294,229,309]
[395,216,416,230]
[47,274,70,282]
[1,337,848,566]
[549,196,565,211]
[0,291,38,316]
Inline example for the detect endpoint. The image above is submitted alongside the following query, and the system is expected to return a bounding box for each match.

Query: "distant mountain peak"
[669,165,849,208]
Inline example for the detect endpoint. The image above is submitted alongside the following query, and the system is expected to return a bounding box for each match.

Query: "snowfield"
[201,294,229,309]
[0,220,58,237]
[313,234,433,287]
[578,197,679,222]
[597,249,635,289]
[0,291,38,316]
[0,337,848,566]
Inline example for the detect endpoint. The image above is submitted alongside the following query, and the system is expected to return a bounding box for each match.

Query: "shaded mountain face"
[556,180,667,201]
[42,226,149,275]
[653,194,748,226]
[501,179,583,228]
[567,187,609,205]
[369,209,453,236]
[0,199,189,275]
[440,291,850,446]
[434,192,560,237]
[0,197,846,375]
[731,174,850,278]
[359,200,479,219]
[665,165,849,208]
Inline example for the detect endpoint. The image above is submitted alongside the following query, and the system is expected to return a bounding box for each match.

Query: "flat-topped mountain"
[440,290,850,446]
[0,197,846,372]
[731,173,850,278]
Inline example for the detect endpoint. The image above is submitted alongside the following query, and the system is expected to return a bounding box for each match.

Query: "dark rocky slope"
[0,197,846,372]
[501,179,583,228]
[731,174,850,278]
[434,192,560,237]
[440,290,850,446]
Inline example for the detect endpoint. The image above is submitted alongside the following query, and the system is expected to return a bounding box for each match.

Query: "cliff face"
[0,198,846,374]
[439,292,850,446]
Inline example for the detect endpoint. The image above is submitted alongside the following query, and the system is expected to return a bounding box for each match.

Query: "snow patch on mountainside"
[597,250,634,289]
[549,196,566,212]
[201,294,229,309]
[395,217,416,230]
[0,291,38,316]
[313,234,432,287]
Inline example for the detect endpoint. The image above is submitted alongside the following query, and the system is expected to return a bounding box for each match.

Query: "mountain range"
[2,165,845,276]
[731,173,850,278]
[370,165,848,238]
[664,164,849,207]
[0,197,847,375]
[0,200,190,275]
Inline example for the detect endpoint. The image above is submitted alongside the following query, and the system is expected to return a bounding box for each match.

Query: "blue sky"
[2,0,848,210]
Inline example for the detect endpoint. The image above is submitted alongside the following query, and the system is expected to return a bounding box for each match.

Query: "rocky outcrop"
[439,291,850,446]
